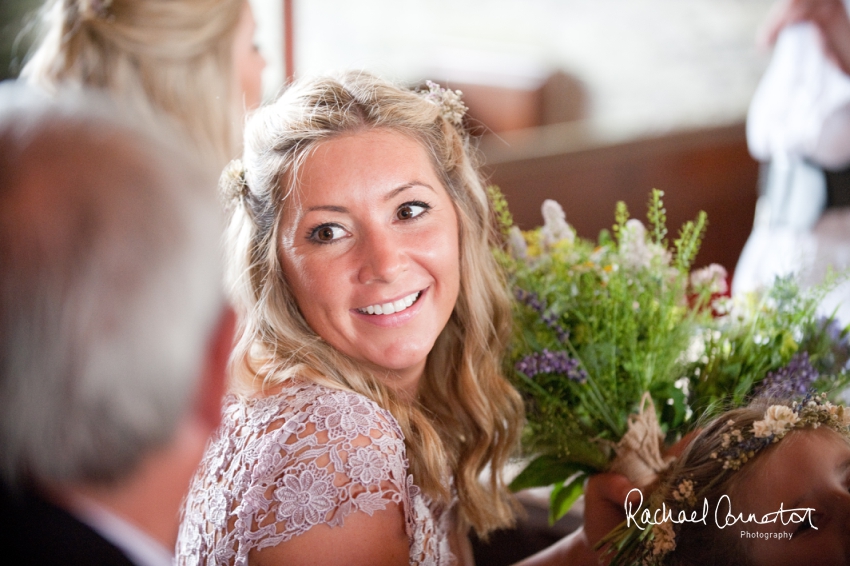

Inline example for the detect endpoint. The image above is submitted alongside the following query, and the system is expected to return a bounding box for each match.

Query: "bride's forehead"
[293,136,440,195]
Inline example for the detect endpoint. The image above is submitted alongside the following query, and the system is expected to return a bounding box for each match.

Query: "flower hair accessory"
[421,80,468,127]
[219,159,249,206]
[712,393,850,470]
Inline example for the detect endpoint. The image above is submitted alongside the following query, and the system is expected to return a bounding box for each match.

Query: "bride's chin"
[362,352,429,384]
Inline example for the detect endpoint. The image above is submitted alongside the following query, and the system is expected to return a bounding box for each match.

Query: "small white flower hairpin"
[421,80,468,127]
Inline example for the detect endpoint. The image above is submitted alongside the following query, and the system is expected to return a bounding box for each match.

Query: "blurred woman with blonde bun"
[23,0,265,169]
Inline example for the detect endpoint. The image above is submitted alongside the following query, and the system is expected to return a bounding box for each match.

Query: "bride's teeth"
[358,291,421,315]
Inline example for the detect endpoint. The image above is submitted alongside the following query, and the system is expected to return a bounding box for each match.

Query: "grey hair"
[0,83,225,486]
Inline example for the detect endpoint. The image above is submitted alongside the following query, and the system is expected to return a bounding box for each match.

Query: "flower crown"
[711,393,850,470]
[420,80,468,127]
[608,393,850,565]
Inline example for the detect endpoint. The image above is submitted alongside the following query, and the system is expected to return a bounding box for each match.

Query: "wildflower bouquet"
[493,188,717,520]
[492,187,850,524]
[686,274,850,419]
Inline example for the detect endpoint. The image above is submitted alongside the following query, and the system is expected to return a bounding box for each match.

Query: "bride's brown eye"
[308,223,346,243]
[396,202,429,221]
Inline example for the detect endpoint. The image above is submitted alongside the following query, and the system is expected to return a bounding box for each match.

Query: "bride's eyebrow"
[303,182,436,213]
[306,204,348,213]
[384,181,435,202]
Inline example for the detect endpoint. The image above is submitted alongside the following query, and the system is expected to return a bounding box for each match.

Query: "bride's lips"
[351,287,428,327]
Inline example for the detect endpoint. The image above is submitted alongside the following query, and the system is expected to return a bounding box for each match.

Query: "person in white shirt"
[735,0,850,322]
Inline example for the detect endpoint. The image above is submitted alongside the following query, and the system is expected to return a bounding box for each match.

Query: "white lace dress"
[176,380,456,566]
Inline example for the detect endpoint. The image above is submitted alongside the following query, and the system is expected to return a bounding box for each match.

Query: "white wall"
[254,0,776,133]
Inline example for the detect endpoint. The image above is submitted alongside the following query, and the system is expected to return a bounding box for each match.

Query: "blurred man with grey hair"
[0,82,234,565]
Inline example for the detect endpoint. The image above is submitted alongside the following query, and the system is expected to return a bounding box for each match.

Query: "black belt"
[826,166,850,208]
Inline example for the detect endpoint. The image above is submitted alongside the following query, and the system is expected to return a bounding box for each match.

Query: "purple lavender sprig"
[818,316,850,371]
[515,288,570,343]
[821,316,845,344]
[754,352,819,399]
[515,349,588,383]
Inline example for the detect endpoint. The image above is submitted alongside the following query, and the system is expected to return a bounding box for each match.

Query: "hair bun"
[219,158,249,206]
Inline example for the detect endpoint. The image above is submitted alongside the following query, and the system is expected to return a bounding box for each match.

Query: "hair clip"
[220,159,249,205]
[421,80,468,127]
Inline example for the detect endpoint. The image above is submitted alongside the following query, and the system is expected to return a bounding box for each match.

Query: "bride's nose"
[356,226,408,284]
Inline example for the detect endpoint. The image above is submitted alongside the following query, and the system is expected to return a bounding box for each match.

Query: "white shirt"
[67,493,174,566]
[747,2,850,170]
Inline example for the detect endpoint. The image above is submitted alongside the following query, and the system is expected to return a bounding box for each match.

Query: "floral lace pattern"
[176,381,456,565]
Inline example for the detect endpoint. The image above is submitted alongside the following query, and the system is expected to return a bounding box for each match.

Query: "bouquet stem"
[608,392,674,488]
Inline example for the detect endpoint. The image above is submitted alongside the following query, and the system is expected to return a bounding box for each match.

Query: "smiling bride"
[176,72,623,566]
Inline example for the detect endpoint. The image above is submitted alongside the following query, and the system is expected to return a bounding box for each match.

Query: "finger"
[758,0,809,48]
[586,472,639,508]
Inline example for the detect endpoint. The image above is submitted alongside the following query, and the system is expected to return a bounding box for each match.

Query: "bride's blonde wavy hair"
[22,0,244,168]
[223,71,525,536]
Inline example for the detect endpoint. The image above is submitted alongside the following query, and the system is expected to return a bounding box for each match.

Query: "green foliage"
[613,201,630,242]
[673,211,707,271]
[508,456,595,491]
[502,191,712,515]
[496,189,850,520]
[487,185,514,238]
[646,189,668,246]
[688,275,850,418]
[549,474,586,524]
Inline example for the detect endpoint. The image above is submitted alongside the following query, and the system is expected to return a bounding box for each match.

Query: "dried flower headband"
[712,393,850,471]
[419,80,468,128]
[634,394,850,564]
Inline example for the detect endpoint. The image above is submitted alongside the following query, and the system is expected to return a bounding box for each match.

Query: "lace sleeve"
[177,383,416,566]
